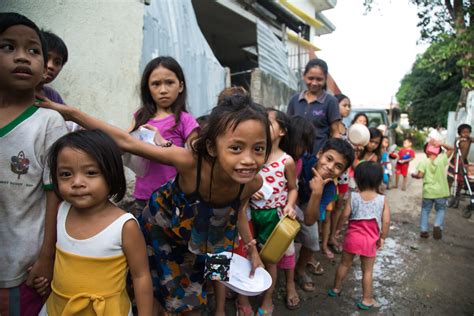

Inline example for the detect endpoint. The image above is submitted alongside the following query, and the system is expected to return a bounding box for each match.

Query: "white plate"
[216,252,272,296]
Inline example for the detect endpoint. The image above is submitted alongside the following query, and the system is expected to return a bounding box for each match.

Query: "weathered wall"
[2,0,144,128]
[250,68,297,111]
[447,91,474,161]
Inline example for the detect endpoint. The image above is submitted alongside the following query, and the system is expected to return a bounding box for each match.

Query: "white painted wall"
[2,0,145,128]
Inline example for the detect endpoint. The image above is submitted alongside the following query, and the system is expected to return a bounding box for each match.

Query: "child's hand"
[141,124,168,146]
[248,248,264,278]
[377,238,385,250]
[283,205,297,219]
[36,97,72,120]
[309,168,332,195]
[32,276,50,297]
[26,258,53,297]
[252,191,264,200]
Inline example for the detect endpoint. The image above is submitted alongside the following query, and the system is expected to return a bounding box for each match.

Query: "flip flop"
[356,301,381,310]
[285,293,301,310]
[235,301,253,316]
[306,261,324,275]
[295,272,315,292]
[329,243,343,254]
[256,305,274,315]
[322,249,335,259]
[327,288,342,297]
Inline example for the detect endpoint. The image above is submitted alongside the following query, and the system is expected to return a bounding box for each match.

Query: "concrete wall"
[447,91,474,161]
[250,68,297,111]
[2,0,145,128]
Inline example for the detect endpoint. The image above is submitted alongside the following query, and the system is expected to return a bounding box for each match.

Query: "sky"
[315,1,429,109]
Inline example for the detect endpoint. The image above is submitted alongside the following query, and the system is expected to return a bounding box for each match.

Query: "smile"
[235,168,256,176]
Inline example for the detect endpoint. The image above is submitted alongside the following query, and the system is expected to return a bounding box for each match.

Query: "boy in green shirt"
[412,141,453,240]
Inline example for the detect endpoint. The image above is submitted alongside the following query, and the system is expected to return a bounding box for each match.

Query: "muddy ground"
[219,153,474,315]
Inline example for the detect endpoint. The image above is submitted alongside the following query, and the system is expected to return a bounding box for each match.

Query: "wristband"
[243,239,257,250]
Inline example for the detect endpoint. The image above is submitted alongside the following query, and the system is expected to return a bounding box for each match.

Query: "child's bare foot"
[285,281,300,310]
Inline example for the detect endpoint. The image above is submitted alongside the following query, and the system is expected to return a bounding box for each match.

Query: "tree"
[396,38,461,128]
[364,0,473,110]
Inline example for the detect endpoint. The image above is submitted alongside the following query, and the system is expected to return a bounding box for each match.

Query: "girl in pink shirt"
[130,57,198,216]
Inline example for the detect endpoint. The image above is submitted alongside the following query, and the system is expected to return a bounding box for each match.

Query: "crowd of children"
[1,12,472,316]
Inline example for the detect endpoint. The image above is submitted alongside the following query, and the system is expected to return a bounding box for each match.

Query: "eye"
[0,43,14,51]
[86,169,100,176]
[28,47,41,55]
[59,171,71,177]
[254,145,265,153]
[165,80,176,85]
[229,145,241,152]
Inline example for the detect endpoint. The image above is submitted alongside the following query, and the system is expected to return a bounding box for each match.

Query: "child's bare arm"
[26,190,59,295]
[38,98,193,171]
[123,220,153,316]
[380,199,390,239]
[411,170,424,179]
[283,156,298,219]
[336,194,351,232]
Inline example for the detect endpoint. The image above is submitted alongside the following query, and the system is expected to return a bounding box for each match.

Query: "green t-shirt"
[417,153,450,199]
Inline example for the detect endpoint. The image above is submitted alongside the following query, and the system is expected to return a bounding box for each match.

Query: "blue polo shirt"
[287,91,340,153]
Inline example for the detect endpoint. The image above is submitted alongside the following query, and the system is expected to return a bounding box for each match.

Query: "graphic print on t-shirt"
[10,150,30,179]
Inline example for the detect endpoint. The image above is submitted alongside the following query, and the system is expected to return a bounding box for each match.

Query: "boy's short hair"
[458,123,472,135]
[320,138,355,170]
[403,136,413,142]
[0,12,47,65]
[41,30,68,65]
[48,129,126,202]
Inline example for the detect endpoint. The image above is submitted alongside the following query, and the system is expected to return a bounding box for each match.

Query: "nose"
[47,60,55,71]
[13,49,30,64]
[241,152,256,165]
[159,85,168,94]
[71,174,85,188]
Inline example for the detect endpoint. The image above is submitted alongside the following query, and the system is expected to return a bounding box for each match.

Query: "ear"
[206,140,217,157]
[178,82,184,93]
[316,150,322,159]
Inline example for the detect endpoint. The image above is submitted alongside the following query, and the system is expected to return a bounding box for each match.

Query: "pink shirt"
[133,112,198,200]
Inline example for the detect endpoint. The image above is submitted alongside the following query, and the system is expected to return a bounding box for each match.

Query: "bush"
[396,128,427,150]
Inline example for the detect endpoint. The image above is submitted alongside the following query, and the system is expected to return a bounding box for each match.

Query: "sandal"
[322,248,335,259]
[329,243,343,254]
[356,301,381,310]
[236,301,253,316]
[306,261,324,275]
[327,288,342,297]
[256,305,274,315]
[285,293,300,310]
[295,272,315,292]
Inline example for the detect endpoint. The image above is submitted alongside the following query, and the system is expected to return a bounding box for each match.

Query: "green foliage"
[395,128,427,150]
[396,38,461,128]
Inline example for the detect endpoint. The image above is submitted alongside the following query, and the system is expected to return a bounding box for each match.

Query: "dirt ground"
[219,153,474,315]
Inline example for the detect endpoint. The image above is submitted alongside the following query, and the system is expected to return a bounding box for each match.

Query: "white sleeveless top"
[350,192,385,230]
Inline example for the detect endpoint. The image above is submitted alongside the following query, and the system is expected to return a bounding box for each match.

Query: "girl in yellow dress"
[37,130,153,315]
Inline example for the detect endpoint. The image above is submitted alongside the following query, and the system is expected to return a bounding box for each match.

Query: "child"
[130,56,198,217]
[351,112,369,126]
[395,137,415,190]
[447,124,473,206]
[329,161,390,310]
[358,127,383,163]
[412,141,454,239]
[249,109,298,314]
[295,138,355,291]
[39,93,268,315]
[381,136,392,189]
[37,130,153,315]
[330,94,352,254]
[0,13,68,315]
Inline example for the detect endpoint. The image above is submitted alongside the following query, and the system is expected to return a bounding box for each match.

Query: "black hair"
[287,115,315,160]
[196,114,209,126]
[458,123,472,135]
[0,12,47,65]
[48,130,126,202]
[335,93,349,104]
[354,161,383,192]
[267,108,290,155]
[41,30,68,65]
[133,56,187,132]
[320,138,355,171]
[192,94,272,162]
[303,58,328,90]
[358,127,383,162]
[351,113,369,126]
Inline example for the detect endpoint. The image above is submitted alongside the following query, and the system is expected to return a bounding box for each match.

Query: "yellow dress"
[43,202,135,316]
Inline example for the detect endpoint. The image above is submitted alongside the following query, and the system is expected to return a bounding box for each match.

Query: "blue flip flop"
[356,301,380,310]
[327,288,341,297]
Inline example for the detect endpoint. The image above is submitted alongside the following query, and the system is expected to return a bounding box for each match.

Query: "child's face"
[0,25,45,91]
[460,128,471,139]
[212,119,267,184]
[43,50,64,84]
[367,137,381,153]
[382,138,389,149]
[316,149,348,179]
[56,147,109,209]
[304,66,326,94]
[355,115,368,126]
[148,65,183,111]
[403,139,412,148]
[268,111,285,143]
[339,98,351,118]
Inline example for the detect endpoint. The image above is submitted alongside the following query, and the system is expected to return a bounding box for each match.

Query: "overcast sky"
[315,1,428,108]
